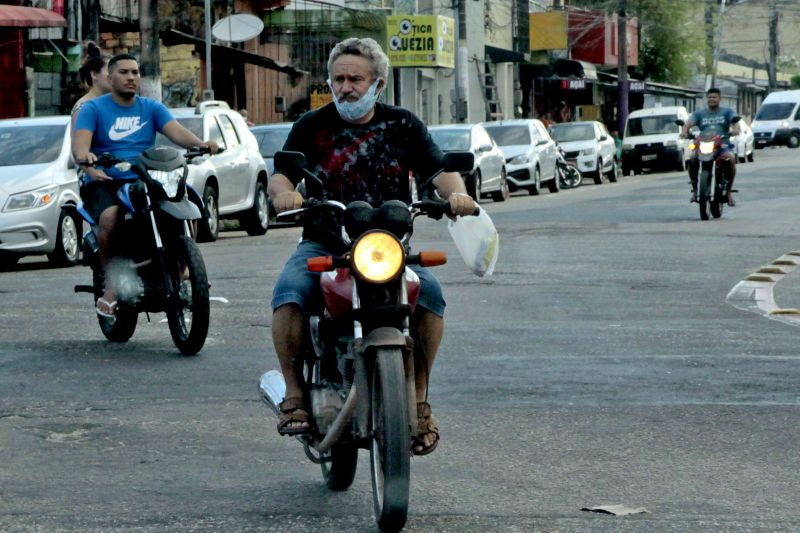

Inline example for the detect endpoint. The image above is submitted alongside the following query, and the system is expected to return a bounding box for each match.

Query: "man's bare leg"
[414,309,443,451]
[96,206,121,314]
[272,303,309,431]
[724,154,737,206]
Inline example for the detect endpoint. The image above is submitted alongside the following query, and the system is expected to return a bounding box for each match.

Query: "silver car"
[0,116,82,269]
[482,119,559,195]
[428,124,509,202]
[732,118,755,163]
[157,101,269,242]
[251,122,293,176]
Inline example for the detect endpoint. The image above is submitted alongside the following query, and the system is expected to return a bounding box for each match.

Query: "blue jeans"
[271,240,446,317]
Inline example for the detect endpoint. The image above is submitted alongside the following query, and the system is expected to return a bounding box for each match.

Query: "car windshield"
[624,115,678,137]
[0,124,65,166]
[155,117,202,149]
[253,127,291,158]
[483,125,530,146]
[755,102,796,121]
[429,129,470,151]
[549,124,594,142]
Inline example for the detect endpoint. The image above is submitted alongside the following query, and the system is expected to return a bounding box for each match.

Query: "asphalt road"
[2,147,800,532]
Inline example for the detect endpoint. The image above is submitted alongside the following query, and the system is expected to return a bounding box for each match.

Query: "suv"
[482,119,559,195]
[548,121,618,184]
[157,101,269,242]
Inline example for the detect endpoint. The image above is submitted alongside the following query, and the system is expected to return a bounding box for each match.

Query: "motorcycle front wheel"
[698,168,711,221]
[559,164,582,189]
[167,235,210,355]
[370,347,410,533]
[711,167,725,219]
[95,268,138,342]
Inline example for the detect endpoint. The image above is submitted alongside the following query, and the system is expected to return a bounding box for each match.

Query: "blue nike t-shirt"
[74,94,175,180]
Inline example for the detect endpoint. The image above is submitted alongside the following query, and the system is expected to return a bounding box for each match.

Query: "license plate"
[756,139,766,144]
[641,154,657,161]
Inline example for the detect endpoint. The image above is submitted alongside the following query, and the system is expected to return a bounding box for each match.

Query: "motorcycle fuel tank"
[321,267,421,320]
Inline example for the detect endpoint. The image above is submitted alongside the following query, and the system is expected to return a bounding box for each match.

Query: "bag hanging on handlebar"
[447,207,499,277]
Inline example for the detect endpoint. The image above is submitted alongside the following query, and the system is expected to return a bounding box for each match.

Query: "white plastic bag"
[447,206,499,277]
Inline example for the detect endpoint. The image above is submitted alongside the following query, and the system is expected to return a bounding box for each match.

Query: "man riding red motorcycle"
[266,37,476,456]
[681,87,741,206]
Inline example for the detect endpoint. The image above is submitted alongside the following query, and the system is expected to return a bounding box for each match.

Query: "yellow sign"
[309,82,333,110]
[386,15,454,68]
[529,11,568,51]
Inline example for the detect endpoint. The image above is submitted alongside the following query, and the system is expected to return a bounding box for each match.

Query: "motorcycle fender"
[158,198,201,220]
[187,184,204,208]
[358,327,408,356]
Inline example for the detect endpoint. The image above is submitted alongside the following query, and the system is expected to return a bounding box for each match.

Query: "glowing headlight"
[150,169,184,197]
[509,154,529,165]
[780,120,790,128]
[699,141,715,155]
[579,148,595,156]
[352,231,404,283]
[3,185,58,212]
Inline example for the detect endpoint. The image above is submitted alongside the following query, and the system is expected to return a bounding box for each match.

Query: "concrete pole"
[768,0,778,91]
[139,0,162,100]
[617,0,628,135]
[204,0,214,100]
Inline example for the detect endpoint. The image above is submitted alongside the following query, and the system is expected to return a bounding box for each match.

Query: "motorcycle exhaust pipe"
[258,370,286,416]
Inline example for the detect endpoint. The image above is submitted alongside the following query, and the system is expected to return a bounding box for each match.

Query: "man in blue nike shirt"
[72,54,218,318]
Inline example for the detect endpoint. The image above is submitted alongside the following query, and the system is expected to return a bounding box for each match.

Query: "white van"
[751,90,800,149]
[621,106,690,175]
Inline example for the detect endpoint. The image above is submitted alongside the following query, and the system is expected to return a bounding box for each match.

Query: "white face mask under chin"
[327,78,383,122]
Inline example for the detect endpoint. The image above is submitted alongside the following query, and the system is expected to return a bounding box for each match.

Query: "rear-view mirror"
[675,119,685,126]
[443,151,475,173]
[274,150,307,175]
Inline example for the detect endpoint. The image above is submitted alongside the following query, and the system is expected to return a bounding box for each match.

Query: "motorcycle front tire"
[369,347,410,533]
[698,167,711,221]
[711,167,725,219]
[167,235,210,355]
[321,442,359,491]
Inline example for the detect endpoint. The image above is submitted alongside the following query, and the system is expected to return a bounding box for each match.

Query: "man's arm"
[71,128,109,181]
[432,171,477,217]
[161,120,219,153]
[267,172,304,213]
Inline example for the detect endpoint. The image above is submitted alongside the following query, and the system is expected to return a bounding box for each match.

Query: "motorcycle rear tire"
[321,443,359,491]
[370,347,410,533]
[167,236,210,355]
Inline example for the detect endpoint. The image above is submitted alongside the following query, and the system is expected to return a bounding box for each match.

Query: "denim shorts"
[80,180,126,222]
[271,240,446,317]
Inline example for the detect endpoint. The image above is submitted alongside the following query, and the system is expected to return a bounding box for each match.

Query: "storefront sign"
[309,82,333,109]
[561,78,586,90]
[386,15,455,68]
[629,80,646,92]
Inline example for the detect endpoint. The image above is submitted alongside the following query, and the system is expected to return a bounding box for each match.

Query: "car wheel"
[593,161,603,184]
[788,133,800,148]
[491,168,509,202]
[546,167,560,193]
[242,181,269,236]
[466,171,482,201]
[605,159,618,182]
[48,209,82,267]
[197,185,219,242]
[528,167,541,196]
[0,253,20,271]
[747,151,754,163]
[675,153,686,172]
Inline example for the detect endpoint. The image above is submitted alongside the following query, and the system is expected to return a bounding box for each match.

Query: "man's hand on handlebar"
[447,192,478,219]
[199,140,219,155]
[274,191,304,213]
[78,152,111,181]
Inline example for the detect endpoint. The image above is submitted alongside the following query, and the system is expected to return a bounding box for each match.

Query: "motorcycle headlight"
[579,148,595,156]
[699,141,715,155]
[351,230,404,283]
[3,184,58,212]
[150,168,184,197]
[509,154,529,165]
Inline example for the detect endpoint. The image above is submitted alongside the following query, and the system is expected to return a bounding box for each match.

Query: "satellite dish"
[212,14,264,43]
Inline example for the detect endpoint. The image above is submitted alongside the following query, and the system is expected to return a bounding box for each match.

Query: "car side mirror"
[732,116,741,123]
[537,138,549,146]
[599,135,608,141]
[477,143,493,153]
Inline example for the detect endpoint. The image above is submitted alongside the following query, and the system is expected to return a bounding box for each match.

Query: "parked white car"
[481,119,559,195]
[428,124,509,202]
[157,101,269,242]
[0,116,82,269]
[731,118,755,163]
[549,121,618,184]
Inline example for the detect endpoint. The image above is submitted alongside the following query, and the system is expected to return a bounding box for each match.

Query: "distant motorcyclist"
[267,37,476,455]
[681,87,740,206]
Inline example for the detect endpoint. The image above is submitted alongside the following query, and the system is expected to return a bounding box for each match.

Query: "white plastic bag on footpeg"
[447,207,499,277]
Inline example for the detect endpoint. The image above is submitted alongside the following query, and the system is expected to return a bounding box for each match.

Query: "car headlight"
[351,230,404,283]
[665,140,677,147]
[150,168,184,197]
[579,148,595,156]
[622,143,633,151]
[3,184,59,212]
[509,154,529,165]
[780,120,790,128]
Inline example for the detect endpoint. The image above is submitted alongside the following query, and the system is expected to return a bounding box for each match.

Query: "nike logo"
[108,117,148,141]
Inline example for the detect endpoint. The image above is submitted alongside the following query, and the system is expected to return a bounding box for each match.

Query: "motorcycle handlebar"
[412,199,480,219]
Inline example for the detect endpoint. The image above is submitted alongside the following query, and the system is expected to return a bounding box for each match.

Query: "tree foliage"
[570,0,702,85]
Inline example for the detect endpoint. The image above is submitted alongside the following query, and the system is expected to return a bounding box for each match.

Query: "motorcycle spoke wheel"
[167,236,210,355]
[370,347,410,533]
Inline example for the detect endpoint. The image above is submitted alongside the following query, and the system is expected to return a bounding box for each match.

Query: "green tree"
[571,0,702,85]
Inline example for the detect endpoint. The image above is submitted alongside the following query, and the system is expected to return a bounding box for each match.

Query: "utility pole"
[710,0,726,88]
[617,0,628,135]
[139,0,161,100]
[768,0,778,91]
[704,2,714,90]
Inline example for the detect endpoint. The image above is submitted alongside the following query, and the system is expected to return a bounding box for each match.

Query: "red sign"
[561,79,586,90]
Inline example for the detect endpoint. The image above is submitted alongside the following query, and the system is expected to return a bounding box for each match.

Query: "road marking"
[726,252,800,326]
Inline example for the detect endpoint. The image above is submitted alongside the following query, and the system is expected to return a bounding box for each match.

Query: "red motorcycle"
[259,150,475,532]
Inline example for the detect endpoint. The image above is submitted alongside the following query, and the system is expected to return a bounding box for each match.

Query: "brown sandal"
[412,401,440,456]
[277,396,312,436]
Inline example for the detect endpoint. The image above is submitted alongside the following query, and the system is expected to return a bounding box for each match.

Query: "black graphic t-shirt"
[278,103,446,206]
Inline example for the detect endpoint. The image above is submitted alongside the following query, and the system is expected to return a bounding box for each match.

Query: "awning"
[485,45,526,64]
[162,29,306,77]
[0,5,66,28]
[553,59,598,80]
